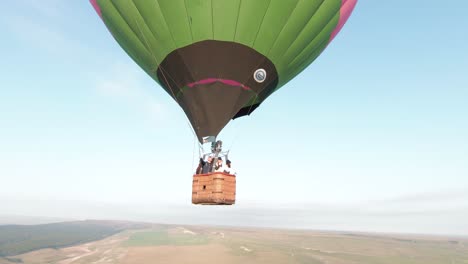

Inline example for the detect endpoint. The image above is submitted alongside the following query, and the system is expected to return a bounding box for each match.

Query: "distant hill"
[0,215,72,225]
[0,220,150,257]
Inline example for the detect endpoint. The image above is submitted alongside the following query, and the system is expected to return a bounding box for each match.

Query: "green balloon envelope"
[91,0,357,142]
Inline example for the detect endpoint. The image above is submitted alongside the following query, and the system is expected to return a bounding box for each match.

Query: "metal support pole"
[210,140,222,173]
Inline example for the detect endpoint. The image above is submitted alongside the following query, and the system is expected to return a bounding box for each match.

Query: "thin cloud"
[95,63,167,122]
[2,15,84,56]
[16,0,66,19]
[363,189,468,211]
[2,196,467,236]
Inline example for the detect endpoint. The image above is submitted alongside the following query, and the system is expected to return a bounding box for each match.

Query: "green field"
[124,230,209,247]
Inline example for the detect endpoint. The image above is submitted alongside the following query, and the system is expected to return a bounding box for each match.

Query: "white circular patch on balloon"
[254,69,267,83]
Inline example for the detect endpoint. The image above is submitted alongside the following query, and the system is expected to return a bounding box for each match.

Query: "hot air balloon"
[90,0,357,205]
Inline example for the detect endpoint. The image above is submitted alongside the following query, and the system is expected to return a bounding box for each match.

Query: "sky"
[0,1,467,235]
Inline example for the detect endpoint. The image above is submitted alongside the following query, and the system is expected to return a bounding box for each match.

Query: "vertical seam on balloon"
[131,1,161,66]
[211,0,218,80]
[237,0,274,115]
[284,38,328,84]
[265,0,300,57]
[152,0,177,49]
[300,39,328,69]
[279,3,348,90]
[234,0,271,115]
[247,0,302,106]
[251,0,271,48]
[157,1,200,136]
[240,0,300,111]
[102,1,199,140]
[145,1,192,98]
[280,0,327,60]
[130,0,197,134]
[217,1,247,118]
[112,1,185,100]
[275,12,339,92]
[130,3,161,64]
[107,1,153,67]
[211,0,214,39]
[240,0,301,113]
[285,9,341,73]
[287,22,335,69]
[233,0,242,41]
[236,0,271,104]
[130,1,185,101]
[183,0,194,43]
[157,1,180,49]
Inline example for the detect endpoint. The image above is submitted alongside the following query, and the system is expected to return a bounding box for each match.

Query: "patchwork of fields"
[1,224,467,264]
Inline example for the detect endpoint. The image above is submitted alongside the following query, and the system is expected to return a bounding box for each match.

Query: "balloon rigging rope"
[231,61,276,150]
[240,0,303,121]
[191,133,196,175]
[133,15,201,146]
[132,11,274,154]
[231,72,280,151]
[227,119,242,152]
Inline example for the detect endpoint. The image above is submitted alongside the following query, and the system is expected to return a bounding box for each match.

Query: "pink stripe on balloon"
[90,0,103,19]
[187,79,251,91]
[329,0,358,42]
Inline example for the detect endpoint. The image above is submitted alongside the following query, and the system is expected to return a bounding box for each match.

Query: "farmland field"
[0,223,467,264]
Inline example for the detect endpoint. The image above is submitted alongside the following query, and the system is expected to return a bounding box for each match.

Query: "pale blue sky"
[0,1,467,235]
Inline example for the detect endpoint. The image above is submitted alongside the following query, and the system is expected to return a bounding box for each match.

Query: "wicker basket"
[192,172,236,205]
